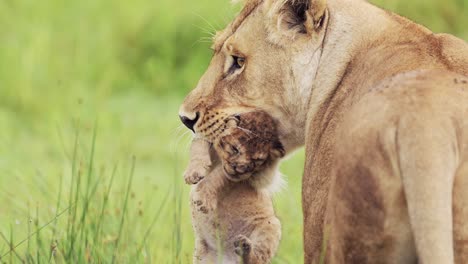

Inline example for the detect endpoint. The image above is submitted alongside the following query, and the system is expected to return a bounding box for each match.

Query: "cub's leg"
[186,138,225,213]
[233,217,281,264]
[193,238,217,264]
[191,165,227,213]
[184,138,212,185]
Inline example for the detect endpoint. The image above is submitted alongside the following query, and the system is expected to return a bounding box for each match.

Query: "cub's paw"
[234,235,252,257]
[184,166,207,185]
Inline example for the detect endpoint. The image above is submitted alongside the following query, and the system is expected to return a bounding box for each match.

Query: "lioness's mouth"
[194,111,242,143]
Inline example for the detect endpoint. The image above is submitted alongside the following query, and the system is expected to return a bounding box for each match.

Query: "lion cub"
[184,111,285,264]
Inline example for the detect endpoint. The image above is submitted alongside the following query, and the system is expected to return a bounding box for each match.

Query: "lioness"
[179,0,468,263]
[185,111,284,263]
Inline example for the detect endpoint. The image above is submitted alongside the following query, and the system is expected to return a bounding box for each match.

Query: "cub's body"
[185,111,285,263]
[191,165,281,264]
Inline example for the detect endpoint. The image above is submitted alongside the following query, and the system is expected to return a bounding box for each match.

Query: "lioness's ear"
[266,0,327,39]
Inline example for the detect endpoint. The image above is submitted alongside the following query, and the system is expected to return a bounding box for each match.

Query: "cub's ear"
[266,0,327,40]
[270,140,286,159]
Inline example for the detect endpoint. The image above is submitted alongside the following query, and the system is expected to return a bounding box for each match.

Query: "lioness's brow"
[213,0,263,53]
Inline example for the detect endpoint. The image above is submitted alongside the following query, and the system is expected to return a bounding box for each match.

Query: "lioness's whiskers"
[192,25,216,38]
[180,131,193,153]
[197,37,215,42]
[193,38,216,48]
[170,125,190,152]
[235,126,261,138]
[191,12,218,36]
[182,134,194,153]
[170,129,192,154]
[171,124,187,138]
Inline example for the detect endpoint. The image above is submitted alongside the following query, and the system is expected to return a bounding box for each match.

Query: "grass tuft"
[0,125,172,263]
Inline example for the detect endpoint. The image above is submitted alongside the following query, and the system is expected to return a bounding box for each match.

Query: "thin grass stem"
[111,156,136,264]
[94,163,118,246]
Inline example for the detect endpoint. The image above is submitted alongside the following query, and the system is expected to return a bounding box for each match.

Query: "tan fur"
[180,0,468,263]
[185,112,284,263]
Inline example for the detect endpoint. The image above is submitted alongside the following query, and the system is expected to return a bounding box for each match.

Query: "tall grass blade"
[9,225,12,264]
[132,189,170,261]
[36,204,42,264]
[94,163,118,246]
[49,171,64,262]
[0,231,23,263]
[172,153,183,264]
[27,204,32,264]
[66,125,80,258]
[111,156,136,264]
[68,158,83,261]
[76,124,98,260]
[0,206,72,260]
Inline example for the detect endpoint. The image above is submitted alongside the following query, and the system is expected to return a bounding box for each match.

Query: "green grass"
[0,0,466,263]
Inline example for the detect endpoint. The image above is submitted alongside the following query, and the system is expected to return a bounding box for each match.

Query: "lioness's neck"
[304,0,389,147]
[306,0,449,141]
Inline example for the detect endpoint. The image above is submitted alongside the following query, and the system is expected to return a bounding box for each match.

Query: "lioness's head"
[179,0,328,152]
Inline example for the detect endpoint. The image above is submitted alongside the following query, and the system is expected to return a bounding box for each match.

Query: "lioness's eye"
[232,56,245,69]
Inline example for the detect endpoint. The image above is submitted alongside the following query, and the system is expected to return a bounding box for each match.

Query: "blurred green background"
[0,0,466,263]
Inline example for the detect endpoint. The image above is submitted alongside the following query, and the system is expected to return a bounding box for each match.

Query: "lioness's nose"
[179,112,199,132]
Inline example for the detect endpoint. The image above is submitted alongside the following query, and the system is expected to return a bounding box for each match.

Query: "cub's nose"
[179,112,200,132]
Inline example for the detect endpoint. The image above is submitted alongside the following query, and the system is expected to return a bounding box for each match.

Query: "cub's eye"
[229,144,240,155]
[232,56,245,69]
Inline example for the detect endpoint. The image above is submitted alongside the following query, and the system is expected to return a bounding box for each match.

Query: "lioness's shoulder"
[436,33,468,75]
[344,70,468,139]
[369,70,468,105]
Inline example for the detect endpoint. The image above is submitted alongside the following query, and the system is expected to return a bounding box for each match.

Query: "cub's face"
[214,111,285,182]
[179,0,327,154]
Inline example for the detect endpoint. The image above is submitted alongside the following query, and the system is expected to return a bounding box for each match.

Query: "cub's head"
[215,111,285,182]
[179,0,328,152]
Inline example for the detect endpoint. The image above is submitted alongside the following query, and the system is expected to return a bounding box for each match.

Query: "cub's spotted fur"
[185,111,284,263]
